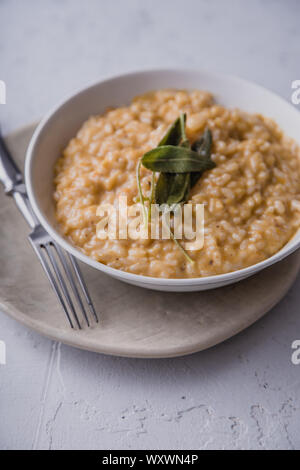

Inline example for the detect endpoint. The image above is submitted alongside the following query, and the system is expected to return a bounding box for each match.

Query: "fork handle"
[11,183,40,229]
[0,134,39,228]
[0,134,23,193]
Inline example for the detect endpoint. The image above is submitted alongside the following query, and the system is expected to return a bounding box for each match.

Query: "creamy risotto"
[54,90,300,278]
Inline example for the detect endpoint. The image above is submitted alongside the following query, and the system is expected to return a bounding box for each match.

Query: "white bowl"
[25,69,300,292]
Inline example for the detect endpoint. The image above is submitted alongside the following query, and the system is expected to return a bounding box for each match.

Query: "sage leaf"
[138,115,215,263]
[190,170,203,188]
[190,128,214,187]
[155,172,191,205]
[155,173,171,205]
[142,145,215,173]
[167,173,191,205]
[155,113,191,204]
[158,113,186,146]
[192,128,212,157]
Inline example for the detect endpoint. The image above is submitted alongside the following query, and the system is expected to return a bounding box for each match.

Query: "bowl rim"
[25,67,300,286]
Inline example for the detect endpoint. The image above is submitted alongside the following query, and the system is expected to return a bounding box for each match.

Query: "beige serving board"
[1,124,300,358]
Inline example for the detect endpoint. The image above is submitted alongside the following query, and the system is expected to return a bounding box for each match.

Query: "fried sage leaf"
[190,128,214,187]
[155,172,170,205]
[142,145,215,173]
[155,114,190,204]
[192,127,212,156]
[154,119,214,204]
[167,173,191,205]
[155,172,191,205]
[158,113,186,147]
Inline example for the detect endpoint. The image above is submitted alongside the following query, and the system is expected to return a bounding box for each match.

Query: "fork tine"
[43,243,82,329]
[29,242,75,329]
[67,253,99,323]
[52,243,90,327]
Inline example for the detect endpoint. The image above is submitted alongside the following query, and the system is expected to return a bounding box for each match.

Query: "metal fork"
[0,131,98,329]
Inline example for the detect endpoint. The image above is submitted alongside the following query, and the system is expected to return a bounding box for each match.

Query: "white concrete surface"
[1,0,300,450]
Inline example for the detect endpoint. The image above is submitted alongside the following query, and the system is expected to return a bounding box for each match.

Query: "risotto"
[54,89,300,278]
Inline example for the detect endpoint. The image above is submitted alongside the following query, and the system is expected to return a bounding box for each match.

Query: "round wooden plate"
[1,124,300,358]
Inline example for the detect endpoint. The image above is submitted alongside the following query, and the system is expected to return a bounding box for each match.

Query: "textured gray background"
[1,0,300,450]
